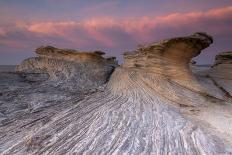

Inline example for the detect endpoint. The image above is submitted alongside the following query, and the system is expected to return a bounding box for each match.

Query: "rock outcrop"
[1,33,232,155]
[120,32,214,107]
[208,51,232,97]
[16,46,117,91]
[213,51,232,66]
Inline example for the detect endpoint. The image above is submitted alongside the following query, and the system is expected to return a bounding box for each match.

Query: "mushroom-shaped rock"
[110,33,214,107]
[16,46,118,91]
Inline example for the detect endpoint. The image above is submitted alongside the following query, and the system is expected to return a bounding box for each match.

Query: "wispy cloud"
[0,6,232,59]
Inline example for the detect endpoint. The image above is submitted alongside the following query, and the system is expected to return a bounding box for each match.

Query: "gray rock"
[16,46,118,91]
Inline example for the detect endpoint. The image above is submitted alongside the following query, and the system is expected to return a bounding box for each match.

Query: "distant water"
[0,65,16,72]
[196,64,211,67]
[195,64,212,70]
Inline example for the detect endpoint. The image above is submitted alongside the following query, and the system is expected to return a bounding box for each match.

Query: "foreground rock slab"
[1,33,232,155]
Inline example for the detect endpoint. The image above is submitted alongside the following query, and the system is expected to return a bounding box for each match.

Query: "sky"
[0,0,232,65]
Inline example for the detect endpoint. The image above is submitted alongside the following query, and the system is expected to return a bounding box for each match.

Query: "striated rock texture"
[208,51,232,98]
[122,33,214,107]
[16,46,117,91]
[1,33,232,155]
[213,51,232,66]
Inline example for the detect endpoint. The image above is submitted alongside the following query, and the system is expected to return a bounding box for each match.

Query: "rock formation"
[213,51,232,66]
[16,46,117,91]
[0,33,232,154]
[208,51,232,98]
[121,32,213,107]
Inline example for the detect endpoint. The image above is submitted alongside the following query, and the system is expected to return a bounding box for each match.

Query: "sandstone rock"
[1,33,232,155]
[93,50,106,56]
[207,51,232,98]
[35,46,105,62]
[214,51,232,66]
[16,46,118,91]
[121,32,214,107]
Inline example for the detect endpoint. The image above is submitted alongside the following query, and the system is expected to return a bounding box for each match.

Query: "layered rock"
[214,51,232,66]
[1,33,232,155]
[16,46,118,91]
[208,51,232,97]
[117,32,214,107]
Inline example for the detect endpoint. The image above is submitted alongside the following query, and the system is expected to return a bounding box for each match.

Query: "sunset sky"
[0,0,232,64]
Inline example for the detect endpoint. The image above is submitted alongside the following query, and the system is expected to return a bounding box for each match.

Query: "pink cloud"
[0,6,232,51]
[27,21,77,35]
[206,5,232,18]
[0,28,7,36]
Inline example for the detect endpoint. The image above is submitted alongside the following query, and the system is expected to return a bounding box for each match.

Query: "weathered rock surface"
[208,51,232,98]
[16,46,117,91]
[214,51,232,66]
[1,33,232,155]
[122,32,215,107]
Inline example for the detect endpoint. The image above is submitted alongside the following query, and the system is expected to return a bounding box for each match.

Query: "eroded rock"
[214,51,232,66]
[16,46,118,91]
[118,32,214,107]
[1,33,232,155]
[208,51,232,98]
